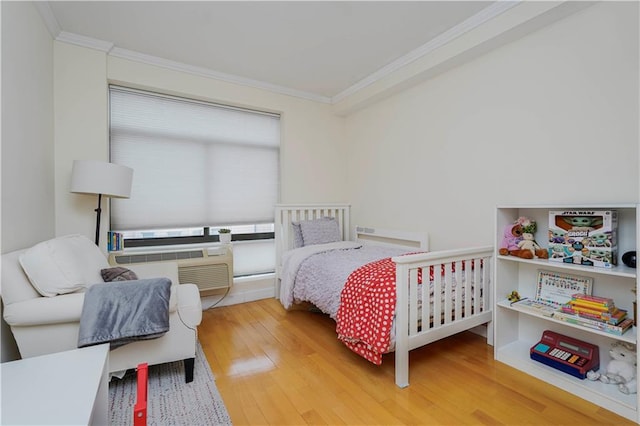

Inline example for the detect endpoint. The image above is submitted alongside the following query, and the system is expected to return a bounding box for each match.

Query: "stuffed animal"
[499,221,523,256]
[586,342,637,394]
[517,232,542,258]
[499,217,548,259]
[507,291,521,303]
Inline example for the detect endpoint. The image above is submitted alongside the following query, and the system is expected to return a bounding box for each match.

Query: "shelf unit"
[494,204,639,422]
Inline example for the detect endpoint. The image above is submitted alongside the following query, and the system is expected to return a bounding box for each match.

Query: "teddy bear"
[499,217,548,259]
[517,232,543,258]
[586,342,637,394]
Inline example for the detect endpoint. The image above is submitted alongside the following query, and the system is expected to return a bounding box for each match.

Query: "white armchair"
[1,235,202,382]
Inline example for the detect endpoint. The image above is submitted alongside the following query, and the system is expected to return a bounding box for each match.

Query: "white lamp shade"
[70,160,133,198]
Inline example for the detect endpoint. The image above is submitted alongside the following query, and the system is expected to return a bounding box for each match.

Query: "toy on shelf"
[586,342,637,395]
[530,330,599,379]
[507,291,521,303]
[548,210,618,268]
[499,217,548,259]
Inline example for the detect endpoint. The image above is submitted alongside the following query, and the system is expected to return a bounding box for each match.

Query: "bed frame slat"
[409,269,419,335]
[455,261,463,320]
[420,267,429,334]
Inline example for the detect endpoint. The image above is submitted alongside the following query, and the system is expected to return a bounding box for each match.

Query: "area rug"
[109,342,232,425]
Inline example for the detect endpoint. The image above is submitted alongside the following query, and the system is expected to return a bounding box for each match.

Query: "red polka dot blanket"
[335,256,474,365]
[335,256,406,365]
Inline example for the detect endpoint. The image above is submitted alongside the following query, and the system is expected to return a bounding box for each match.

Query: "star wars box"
[548,210,617,268]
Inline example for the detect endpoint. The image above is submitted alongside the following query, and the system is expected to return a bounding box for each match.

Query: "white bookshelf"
[494,204,639,422]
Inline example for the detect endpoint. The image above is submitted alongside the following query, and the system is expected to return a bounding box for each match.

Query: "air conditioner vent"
[179,264,230,295]
[113,250,204,265]
[108,247,233,295]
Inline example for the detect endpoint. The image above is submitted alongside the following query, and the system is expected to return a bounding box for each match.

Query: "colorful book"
[567,303,613,316]
[571,293,615,307]
[560,304,627,325]
[107,231,123,252]
[562,303,627,324]
[569,300,615,313]
[553,311,633,336]
[579,309,627,325]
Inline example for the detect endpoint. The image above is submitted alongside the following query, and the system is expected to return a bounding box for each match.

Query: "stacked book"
[107,231,124,252]
[553,293,633,335]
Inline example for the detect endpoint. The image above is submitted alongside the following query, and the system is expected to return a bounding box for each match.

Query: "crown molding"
[331,1,519,104]
[108,47,331,104]
[33,1,61,38]
[56,31,114,53]
[38,0,540,106]
[332,0,591,115]
[50,29,331,102]
[33,2,326,101]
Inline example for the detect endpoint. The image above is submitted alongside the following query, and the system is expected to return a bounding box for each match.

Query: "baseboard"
[200,274,275,309]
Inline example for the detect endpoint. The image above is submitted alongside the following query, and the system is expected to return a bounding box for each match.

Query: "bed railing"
[393,246,494,387]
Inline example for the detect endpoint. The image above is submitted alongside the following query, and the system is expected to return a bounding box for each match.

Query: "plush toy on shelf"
[587,342,637,395]
[499,217,548,259]
[507,291,521,303]
[517,232,543,258]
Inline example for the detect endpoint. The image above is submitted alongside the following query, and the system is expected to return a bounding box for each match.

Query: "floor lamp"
[70,160,133,246]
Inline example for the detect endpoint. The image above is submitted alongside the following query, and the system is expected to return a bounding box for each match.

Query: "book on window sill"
[510,299,558,317]
[553,311,634,335]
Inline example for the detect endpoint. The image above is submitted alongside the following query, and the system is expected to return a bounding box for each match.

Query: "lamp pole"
[94,194,103,246]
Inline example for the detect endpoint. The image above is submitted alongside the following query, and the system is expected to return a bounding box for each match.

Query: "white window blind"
[109,86,280,231]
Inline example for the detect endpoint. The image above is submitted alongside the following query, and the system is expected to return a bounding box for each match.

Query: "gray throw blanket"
[78,278,171,349]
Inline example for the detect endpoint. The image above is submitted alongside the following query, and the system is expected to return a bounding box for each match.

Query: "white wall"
[54,48,348,251]
[1,2,55,252]
[53,43,109,243]
[1,1,54,362]
[344,2,639,250]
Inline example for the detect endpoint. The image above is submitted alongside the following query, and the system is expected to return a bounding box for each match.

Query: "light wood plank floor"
[199,298,635,425]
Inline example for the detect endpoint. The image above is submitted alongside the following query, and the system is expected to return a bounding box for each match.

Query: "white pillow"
[19,234,109,297]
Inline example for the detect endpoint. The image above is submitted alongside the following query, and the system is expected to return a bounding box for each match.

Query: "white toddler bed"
[275,203,494,387]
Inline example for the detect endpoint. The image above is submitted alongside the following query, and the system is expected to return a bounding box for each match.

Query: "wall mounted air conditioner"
[108,246,233,296]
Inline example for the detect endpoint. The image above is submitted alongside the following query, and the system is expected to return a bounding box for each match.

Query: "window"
[109,86,280,247]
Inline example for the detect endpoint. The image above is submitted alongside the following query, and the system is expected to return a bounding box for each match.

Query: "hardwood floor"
[199,298,635,425]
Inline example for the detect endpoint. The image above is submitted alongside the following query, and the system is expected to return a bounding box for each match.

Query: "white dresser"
[1,344,109,425]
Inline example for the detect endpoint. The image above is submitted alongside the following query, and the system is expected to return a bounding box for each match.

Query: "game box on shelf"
[548,210,618,268]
